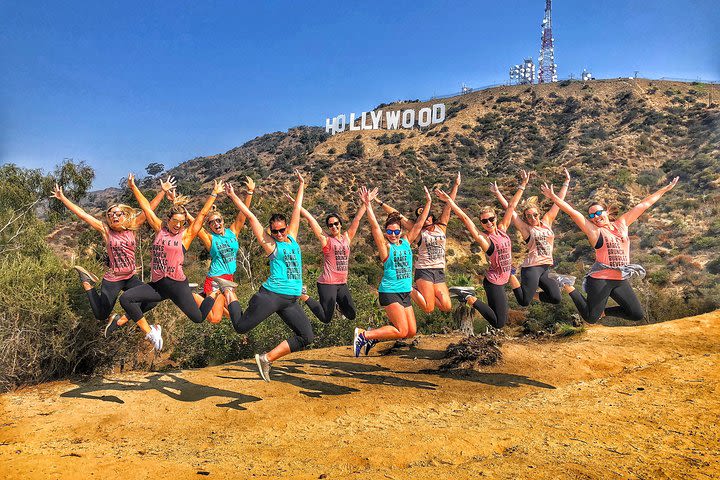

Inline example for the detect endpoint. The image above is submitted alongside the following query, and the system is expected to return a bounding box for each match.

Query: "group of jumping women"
[52,167,679,381]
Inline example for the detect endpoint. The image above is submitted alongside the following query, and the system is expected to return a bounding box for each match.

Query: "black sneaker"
[449,286,476,303]
[74,265,99,287]
[104,313,123,338]
[363,328,377,356]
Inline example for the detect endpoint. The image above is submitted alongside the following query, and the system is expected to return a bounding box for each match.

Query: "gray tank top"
[415,227,446,270]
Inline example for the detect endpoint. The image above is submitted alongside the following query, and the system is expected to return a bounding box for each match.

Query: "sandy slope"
[1,311,719,480]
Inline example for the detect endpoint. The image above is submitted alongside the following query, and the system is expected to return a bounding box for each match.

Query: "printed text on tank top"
[318,234,350,284]
[151,228,186,282]
[104,228,137,281]
[590,222,630,280]
[415,227,446,270]
[522,222,554,267]
[378,238,413,293]
[208,228,239,277]
[485,229,512,285]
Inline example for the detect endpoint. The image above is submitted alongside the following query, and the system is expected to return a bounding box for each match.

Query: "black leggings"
[230,287,314,352]
[569,277,644,323]
[470,278,509,329]
[305,283,357,323]
[86,275,158,320]
[512,265,562,306]
[119,277,216,324]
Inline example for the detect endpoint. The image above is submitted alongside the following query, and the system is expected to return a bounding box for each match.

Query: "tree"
[145,162,165,177]
[48,159,95,218]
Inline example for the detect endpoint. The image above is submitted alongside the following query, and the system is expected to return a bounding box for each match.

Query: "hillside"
[75,78,720,312]
[1,310,718,479]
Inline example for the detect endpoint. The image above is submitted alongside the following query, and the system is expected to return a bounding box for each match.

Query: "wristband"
[518,186,525,190]
[247,191,254,195]
[211,193,218,197]
[563,182,570,186]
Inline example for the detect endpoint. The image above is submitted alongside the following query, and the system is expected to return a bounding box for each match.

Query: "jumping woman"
[188,177,255,324]
[50,176,175,332]
[352,185,432,357]
[112,176,234,350]
[541,176,679,323]
[295,200,367,323]
[490,168,575,306]
[223,170,314,382]
[435,171,528,329]
[374,173,461,313]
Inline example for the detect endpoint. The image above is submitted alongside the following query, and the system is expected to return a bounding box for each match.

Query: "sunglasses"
[525,212,541,218]
[327,221,341,228]
[588,210,605,219]
[480,217,496,224]
[386,229,401,235]
[169,218,186,226]
[208,218,223,225]
[271,227,286,234]
[107,211,125,218]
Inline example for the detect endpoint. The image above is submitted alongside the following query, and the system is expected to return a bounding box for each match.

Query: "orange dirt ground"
[1,310,719,479]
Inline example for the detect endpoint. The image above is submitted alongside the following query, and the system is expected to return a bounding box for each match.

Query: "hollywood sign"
[325,103,446,135]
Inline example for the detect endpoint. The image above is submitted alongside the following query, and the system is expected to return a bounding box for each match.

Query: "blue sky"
[1,1,718,189]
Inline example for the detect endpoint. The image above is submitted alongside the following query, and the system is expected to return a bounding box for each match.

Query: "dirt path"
[2,311,719,479]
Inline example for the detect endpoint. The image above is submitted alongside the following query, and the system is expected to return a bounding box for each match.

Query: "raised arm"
[129,173,162,232]
[406,187,432,243]
[435,189,491,251]
[544,168,570,225]
[362,187,388,262]
[183,180,224,249]
[491,181,528,236]
[183,209,212,251]
[373,196,414,231]
[229,176,255,235]
[437,172,461,229]
[346,202,367,242]
[50,184,106,237]
[129,175,176,229]
[540,182,596,241]
[286,169,304,239]
[499,170,531,231]
[225,183,275,255]
[618,177,679,227]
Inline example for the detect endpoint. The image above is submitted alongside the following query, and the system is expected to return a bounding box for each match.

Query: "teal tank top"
[207,229,239,277]
[262,235,303,296]
[378,238,413,293]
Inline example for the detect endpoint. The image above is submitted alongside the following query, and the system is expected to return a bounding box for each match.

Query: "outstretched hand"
[540,182,555,199]
[244,176,256,192]
[367,187,378,203]
[520,169,534,185]
[284,192,295,203]
[489,181,499,195]
[359,186,371,205]
[224,182,235,197]
[212,179,225,195]
[295,169,305,185]
[160,175,176,192]
[127,173,136,189]
[455,171,461,186]
[563,167,571,182]
[435,189,451,202]
[424,186,432,202]
[50,183,65,200]
[665,176,679,191]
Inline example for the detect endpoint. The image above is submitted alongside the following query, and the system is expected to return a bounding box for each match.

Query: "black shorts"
[378,292,412,307]
[414,268,446,284]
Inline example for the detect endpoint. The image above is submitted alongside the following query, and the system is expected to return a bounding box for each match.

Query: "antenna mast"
[538,0,557,83]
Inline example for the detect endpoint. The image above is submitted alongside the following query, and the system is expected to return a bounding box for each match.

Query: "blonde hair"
[521,196,541,215]
[206,205,223,224]
[166,194,191,221]
[478,205,496,218]
[106,204,140,231]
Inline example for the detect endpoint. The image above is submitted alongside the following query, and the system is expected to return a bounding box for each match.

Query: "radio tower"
[538,0,557,83]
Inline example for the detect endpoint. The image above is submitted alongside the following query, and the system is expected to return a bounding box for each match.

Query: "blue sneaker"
[363,328,377,356]
[353,327,367,358]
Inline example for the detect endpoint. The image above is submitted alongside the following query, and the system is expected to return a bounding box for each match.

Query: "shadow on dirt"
[60,372,261,410]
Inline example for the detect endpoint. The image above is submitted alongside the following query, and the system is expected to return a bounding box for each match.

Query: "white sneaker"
[555,275,577,288]
[145,324,163,351]
[255,353,271,382]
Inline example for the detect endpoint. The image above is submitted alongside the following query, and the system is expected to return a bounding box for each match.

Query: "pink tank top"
[590,221,630,281]
[104,228,137,282]
[485,229,512,285]
[151,228,186,282]
[415,227,447,270]
[318,234,350,284]
[521,222,554,267]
